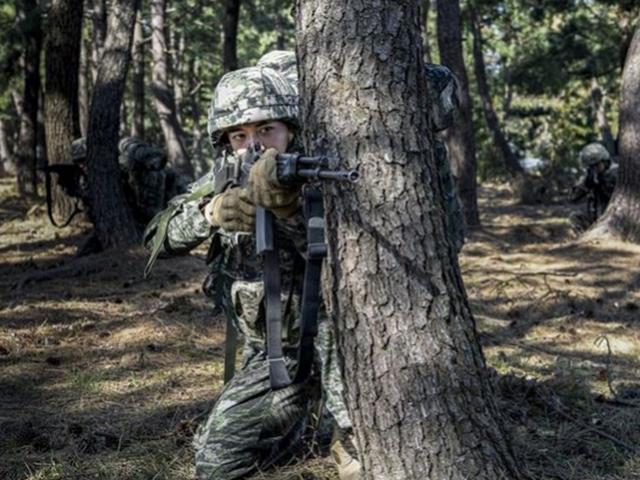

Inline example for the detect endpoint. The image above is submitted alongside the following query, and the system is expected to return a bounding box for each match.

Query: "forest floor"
[0,177,638,480]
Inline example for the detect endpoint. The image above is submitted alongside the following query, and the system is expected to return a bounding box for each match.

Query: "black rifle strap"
[258,207,292,389]
[44,167,82,228]
[293,187,327,384]
[223,310,238,384]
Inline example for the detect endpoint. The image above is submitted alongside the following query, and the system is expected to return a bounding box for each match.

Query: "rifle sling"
[44,166,83,228]
[293,187,326,384]
[223,311,238,384]
[259,207,292,389]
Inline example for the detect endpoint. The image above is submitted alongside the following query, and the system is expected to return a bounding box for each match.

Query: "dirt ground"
[0,178,638,480]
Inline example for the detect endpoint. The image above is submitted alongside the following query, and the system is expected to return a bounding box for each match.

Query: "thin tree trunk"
[79,34,91,137]
[131,11,145,138]
[44,0,84,222]
[222,0,240,73]
[275,11,287,50]
[172,30,185,125]
[188,57,207,176]
[296,1,525,478]
[436,0,480,226]
[469,6,523,177]
[150,0,193,178]
[91,0,107,82]
[86,0,141,248]
[586,19,640,243]
[422,0,432,63]
[16,0,43,196]
[590,77,616,155]
[0,119,16,176]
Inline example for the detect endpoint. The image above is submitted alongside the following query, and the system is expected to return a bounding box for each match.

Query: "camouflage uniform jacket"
[147,150,351,429]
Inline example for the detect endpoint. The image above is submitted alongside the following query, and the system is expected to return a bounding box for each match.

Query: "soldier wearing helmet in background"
[569,142,617,233]
[425,63,466,253]
[143,64,358,480]
[50,137,186,231]
[117,137,189,227]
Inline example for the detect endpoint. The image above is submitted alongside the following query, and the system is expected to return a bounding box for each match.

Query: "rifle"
[227,149,358,389]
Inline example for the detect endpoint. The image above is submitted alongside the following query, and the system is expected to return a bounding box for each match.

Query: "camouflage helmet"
[70,138,87,163]
[579,142,610,168]
[425,63,461,132]
[118,136,167,171]
[257,50,298,92]
[207,66,299,147]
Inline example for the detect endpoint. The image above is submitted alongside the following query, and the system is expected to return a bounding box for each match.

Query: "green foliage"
[1,0,637,181]
[466,0,637,179]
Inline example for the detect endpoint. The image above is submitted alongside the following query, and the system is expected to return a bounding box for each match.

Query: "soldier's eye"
[230,132,245,142]
[258,125,274,136]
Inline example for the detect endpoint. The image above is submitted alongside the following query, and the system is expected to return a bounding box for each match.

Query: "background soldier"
[570,142,617,233]
[425,63,466,253]
[43,137,186,231]
[118,136,189,227]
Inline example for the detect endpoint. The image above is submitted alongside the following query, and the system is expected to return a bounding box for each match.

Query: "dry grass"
[0,178,638,479]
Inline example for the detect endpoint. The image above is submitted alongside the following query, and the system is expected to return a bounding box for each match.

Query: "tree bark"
[16,0,43,196]
[79,34,91,137]
[436,0,480,226]
[586,19,640,243]
[469,6,523,177]
[0,119,16,176]
[91,0,107,82]
[131,11,145,138]
[188,57,207,176]
[296,1,525,479]
[422,0,432,63]
[150,0,193,178]
[222,0,241,73]
[590,77,616,155]
[44,0,84,222]
[171,29,185,125]
[86,0,141,249]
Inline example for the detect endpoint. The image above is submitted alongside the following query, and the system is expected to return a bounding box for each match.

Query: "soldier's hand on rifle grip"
[248,148,300,219]
[204,187,256,232]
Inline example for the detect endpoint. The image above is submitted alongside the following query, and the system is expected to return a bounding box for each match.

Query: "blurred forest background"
[1,0,638,190]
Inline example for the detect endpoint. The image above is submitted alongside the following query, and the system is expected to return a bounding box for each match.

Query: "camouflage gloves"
[248,148,299,219]
[204,187,255,232]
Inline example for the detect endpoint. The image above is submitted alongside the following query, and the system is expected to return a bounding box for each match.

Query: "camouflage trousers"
[193,348,314,480]
[193,286,351,479]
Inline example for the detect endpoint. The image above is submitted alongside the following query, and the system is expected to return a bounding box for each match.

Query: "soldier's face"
[227,120,293,154]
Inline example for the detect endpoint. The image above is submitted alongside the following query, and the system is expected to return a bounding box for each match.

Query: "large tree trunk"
[86,0,141,249]
[222,0,241,73]
[436,0,480,226]
[16,0,43,196]
[296,1,525,479]
[131,11,145,138]
[586,20,640,243]
[469,6,523,177]
[590,77,616,155]
[150,0,193,178]
[44,0,84,223]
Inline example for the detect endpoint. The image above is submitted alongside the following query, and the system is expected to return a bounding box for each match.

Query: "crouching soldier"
[569,142,617,233]
[143,65,359,479]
